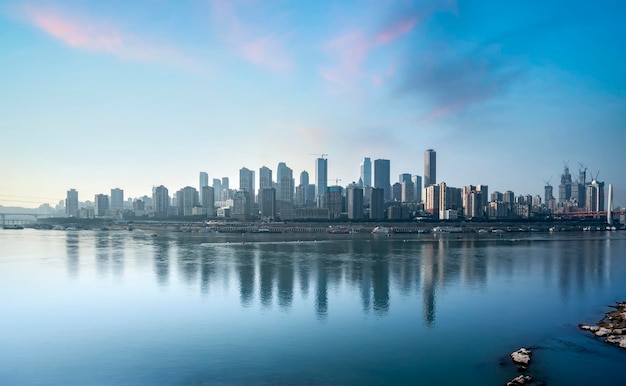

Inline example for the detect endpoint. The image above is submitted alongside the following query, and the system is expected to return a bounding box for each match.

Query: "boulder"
[506,374,533,386]
[510,348,532,367]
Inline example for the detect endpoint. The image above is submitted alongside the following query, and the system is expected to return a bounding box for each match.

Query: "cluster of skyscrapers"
[64,150,610,222]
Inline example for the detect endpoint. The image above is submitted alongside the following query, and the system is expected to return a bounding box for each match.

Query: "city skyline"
[1,1,625,208]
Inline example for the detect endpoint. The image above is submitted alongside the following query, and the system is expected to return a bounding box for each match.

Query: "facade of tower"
[370,188,385,220]
[201,186,215,217]
[94,194,109,217]
[374,159,391,202]
[424,149,436,187]
[316,158,328,203]
[213,179,222,201]
[65,189,78,217]
[277,162,294,203]
[360,157,372,187]
[412,175,422,202]
[199,172,208,193]
[239,168,255,203]
[558,166,572,203]
[259,166,272,190]
[152,185,169,216]
[259,188,276,221]
[110,188,124,211]
[346,184,364,220]
[176,186,199,216]
[586,180,605,212]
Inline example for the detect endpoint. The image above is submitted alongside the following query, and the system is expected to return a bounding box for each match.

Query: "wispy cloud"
[19,4,197,71]
[398,43,527,121]
[208,0,292,73]
[319,1,456,92]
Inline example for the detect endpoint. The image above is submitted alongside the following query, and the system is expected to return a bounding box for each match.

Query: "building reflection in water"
[237,248,255,308]
[153,237,171,287]
[144,234,616,327]
[110,232,125,279]
[94,231,110,278]
[66,232,80,279]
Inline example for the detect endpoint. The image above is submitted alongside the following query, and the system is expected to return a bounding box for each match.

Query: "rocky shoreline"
[579,301,626,349]
[505,347,546,386]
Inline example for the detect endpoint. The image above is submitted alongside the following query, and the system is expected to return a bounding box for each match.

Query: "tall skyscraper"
[259,166,273,190]
[370,188,384,220]
[201,186,215,217]
[412,175,422,202]
[360,157,372,187]
[199,172,208,194]
[176,186,199,216]
[222,177,229,190]
[110,188,124,211]
[300,171,309,187]
[213,178,222,201]
[65,189,78,217]
[558,164,572,203]
[347,184,364,220]
[239,167,255,202]
[374,159,391,201]
[586,179,604,212]
[399,173,411,183]
[259,188,276,221]
[277,162,294,203]
[152,185,169,216]
[316,158,328,204]
[424,149,436,187]
[94,194,109,217]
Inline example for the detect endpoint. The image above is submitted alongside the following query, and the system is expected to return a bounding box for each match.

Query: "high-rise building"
[347,184,364,220]
[370,188,385,220]
[259,188,276,221]
[201,186,215,217]
[176,186,199,216]
[110,188,124,211]
[392,182,402,202]
[316,157,328,202]
[300,171,309,187]
[412,175,422,202]
[213,179,222,201]
[544,183,553,205]
[233,190,251,221]
[152,185,169,216]
[277,162,294,203]
[325,186,343,219]
[239,167,255,203]
[399,173,411,183]
[222,177,230,190]
[374,159,391,201]
[401,180,415,203]
[424,185,440,216]
[65,189,78,217]
[259,166,272,190]
[361,157,372,187]
[586,179,605,212]
[94,194,109,217]
[558,165,572,203]
[199,172,208,194]
[424,149,436,187]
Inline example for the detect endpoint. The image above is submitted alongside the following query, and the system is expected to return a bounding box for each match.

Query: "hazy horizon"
[2,0,625,208]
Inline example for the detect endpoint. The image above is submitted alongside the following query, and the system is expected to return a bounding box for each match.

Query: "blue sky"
[1,0,625,207]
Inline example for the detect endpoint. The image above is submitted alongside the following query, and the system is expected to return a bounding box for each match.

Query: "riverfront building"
[424,149,436,187]
[65,189,78,217]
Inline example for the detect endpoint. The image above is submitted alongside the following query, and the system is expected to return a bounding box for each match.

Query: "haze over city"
[1,0,625,208]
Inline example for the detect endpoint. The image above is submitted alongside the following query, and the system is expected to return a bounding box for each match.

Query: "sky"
[1,0,625,208]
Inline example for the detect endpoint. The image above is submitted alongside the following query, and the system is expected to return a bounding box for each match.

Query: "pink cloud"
[208,0,292,73]
[20,4,197,71]
[375,17,418,45]
[321,16,418,91]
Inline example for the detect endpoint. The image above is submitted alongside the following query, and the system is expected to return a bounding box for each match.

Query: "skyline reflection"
[64,233,616,325]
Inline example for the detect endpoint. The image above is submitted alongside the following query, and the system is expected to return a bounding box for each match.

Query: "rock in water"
[510,348,532,368]
[506,374,533,386]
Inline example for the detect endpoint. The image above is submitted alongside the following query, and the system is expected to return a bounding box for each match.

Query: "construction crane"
[329,178,342,185]
[543,176,552,186]
[308,153,328,159]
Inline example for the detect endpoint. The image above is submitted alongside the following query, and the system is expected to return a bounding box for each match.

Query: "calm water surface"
[1,229,626,385]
